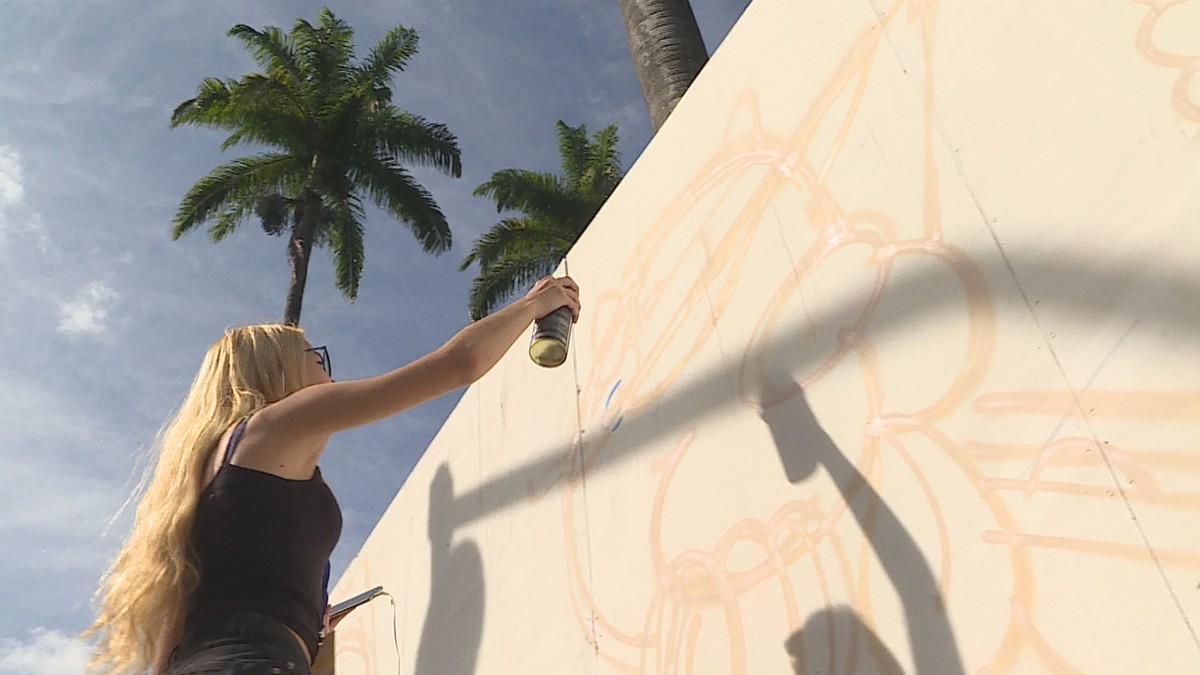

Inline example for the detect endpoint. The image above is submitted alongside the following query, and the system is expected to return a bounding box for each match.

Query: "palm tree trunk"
[283,193,320,326]
[618,0,709,131]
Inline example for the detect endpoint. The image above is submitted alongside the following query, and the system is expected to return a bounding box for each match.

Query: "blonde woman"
[87,276,581,675]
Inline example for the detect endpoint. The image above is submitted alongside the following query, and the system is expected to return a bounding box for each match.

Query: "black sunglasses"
[306,345,332,378]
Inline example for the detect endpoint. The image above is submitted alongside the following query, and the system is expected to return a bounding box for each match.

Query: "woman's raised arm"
[256,276,579,448]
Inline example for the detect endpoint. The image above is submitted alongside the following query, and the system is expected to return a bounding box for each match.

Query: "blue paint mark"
[603,381,625,432]
[605,379,622,410]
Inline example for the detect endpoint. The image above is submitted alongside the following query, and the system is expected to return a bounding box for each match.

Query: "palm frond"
[466,248,563,320]
[227,24,302,84]
[326,196,367,300]
[353,155,451,253]
[172,153,303,239]
[219,75,312,150]
[293,10,355,103]
[313,91,368,163]
[370,109,462,177]
[472,169,582,223]
[584,124,623,197]
[459,217,574,272]
[358,25,419,93]
[555,120,590,190]
[172,74,310,154]
[170,78,237,129]
[208,205,251,241]
[587,124,620,163]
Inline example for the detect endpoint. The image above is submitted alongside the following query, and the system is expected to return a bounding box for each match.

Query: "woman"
[86,276,581,674]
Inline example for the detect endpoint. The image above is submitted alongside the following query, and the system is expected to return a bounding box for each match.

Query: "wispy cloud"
[0,60,111,107]
[0,628,89,675]
[0,145,49,253]
[57,282,121,335]
[0,146,23,206]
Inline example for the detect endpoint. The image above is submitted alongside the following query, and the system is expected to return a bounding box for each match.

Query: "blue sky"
[0,0,748,670]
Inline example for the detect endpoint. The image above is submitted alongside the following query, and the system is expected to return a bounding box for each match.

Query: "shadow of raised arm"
[762,382,965,675]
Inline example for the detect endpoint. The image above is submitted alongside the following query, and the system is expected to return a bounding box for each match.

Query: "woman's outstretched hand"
[524,276,581,323]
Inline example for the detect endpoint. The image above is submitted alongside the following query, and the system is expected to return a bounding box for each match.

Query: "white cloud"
[0,144,49,253]
[0,146,24,207]
[0,628,89,675]
[58,282,121,334]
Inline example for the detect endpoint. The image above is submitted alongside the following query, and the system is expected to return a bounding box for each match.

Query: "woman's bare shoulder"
[224,409,327,480]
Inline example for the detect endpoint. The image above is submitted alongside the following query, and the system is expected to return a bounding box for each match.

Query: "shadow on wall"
[785,606,906,675]
[406,250,1196,670]
[763,382,963,675]
[449,250,1198,522]
[415,464,484,675]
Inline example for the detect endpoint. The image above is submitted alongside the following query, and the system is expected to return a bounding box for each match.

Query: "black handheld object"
[329,585,385,623]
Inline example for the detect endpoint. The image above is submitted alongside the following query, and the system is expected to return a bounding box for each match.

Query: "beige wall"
[331,0,1200,672]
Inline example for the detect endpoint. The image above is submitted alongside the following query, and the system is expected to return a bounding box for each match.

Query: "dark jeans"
[166,611,311,675]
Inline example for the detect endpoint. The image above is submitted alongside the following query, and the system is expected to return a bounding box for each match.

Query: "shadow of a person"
[415,463,485,675]
[785,605,905,674]
[761,380,964,675]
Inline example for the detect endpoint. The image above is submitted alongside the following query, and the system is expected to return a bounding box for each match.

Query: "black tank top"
[188,416,342,659]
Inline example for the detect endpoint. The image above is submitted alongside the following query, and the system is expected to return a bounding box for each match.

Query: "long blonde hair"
[85,324,311,674]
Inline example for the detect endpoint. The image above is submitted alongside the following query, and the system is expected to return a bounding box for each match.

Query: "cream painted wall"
[330,0,1200,672]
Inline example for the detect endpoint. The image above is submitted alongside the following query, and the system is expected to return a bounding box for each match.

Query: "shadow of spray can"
[529,307,573,368]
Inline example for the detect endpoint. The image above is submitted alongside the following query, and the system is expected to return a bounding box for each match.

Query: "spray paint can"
[529,307,573,368]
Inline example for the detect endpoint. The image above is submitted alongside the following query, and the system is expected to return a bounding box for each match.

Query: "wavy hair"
[85,324,311,673]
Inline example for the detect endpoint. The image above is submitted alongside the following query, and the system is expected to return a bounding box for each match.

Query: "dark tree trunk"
[283,193,321,326]
[618,0,709,131]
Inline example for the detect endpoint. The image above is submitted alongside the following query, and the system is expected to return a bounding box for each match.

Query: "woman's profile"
[85,276,580,674]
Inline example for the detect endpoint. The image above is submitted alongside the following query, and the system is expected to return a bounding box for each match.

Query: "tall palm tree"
[461,121,622,320]
[618,0,709,131]
[170,9,462,326]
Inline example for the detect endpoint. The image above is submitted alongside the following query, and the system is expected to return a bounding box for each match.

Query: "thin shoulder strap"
[222,416,251,465]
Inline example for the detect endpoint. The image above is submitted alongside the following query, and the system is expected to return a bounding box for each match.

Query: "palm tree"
[618,0,709,131]
[461,121,622,320]
[170,9,462,326]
